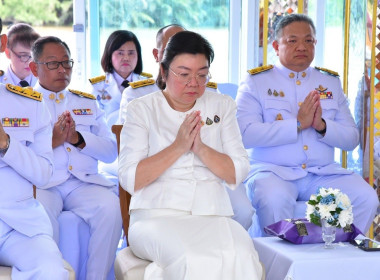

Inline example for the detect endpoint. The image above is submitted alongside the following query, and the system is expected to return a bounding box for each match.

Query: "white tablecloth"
[253,237,380,280]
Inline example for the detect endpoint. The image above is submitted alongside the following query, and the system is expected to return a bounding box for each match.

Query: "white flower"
[336,193,351,210]
[318,204,336,220]
[309,194,317,201]
[338,208,354,227]
[305,203,315,219]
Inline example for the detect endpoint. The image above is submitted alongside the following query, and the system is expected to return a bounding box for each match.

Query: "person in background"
[89,30,150,128]
[0,18,69,280]
[0,23,39,87]
[236,13,379,235]
[119,31,262,279]
[30,36,122,280]
[118,24,185,121]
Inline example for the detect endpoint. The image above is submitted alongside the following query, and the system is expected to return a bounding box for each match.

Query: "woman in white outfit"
[118,31,262,280]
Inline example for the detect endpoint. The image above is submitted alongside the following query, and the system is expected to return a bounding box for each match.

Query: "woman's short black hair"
[101,30,142,74]
[157,31,214,90]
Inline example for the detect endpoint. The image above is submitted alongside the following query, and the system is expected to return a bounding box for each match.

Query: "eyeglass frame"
[35,59,74,70]
[168,67,212,86]
[10,49,32,63]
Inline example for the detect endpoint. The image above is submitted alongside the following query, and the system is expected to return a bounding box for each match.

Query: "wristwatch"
[72,132,85,147]
[315,119,327,135]
[0,134,10,157]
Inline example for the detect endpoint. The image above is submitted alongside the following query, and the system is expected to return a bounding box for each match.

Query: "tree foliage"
[99,0,229,29]
[0,0,72,26]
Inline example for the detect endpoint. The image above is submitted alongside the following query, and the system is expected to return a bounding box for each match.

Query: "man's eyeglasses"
[10,49,32,63]
[36,60,74,70]
[169,68,211,86]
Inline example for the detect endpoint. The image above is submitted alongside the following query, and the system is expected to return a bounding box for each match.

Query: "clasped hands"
[174,110,205,156]
[297,90,326,133]
[53,110,79,148]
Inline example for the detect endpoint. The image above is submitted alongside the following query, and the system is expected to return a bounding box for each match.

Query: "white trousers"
[246,171,379,235]
[129,209,263,280]
[36,176,122,280]
[0,223,68,280]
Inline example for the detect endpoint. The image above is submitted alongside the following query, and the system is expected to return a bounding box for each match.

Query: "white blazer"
[119,90,249,216]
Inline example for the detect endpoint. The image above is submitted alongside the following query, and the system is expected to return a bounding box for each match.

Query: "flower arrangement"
[306,187,353,228]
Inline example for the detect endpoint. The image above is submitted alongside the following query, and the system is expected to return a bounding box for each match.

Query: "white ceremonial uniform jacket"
[35,83,118,189]
[0,83,54,237]
[0,65,38,87]
[119,90,249,216]
[236,62,359,181]
[89,72,147,127]
[119,81,220,124]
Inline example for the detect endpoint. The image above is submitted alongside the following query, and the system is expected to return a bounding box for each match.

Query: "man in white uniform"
[30,36,122,280]
[0,23,39,87]
[0,18,69,280]
[236,13,379,235]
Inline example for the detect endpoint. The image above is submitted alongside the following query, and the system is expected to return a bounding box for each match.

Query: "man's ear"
[0,34,7,53]
[4,48,11,59]
[152,48,159,62]
[272,40,279,56]
[29,61,38,77]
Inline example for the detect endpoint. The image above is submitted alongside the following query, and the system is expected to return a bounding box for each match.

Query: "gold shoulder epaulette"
[6,84,42,101]
[206,81,217,89]
[88,75,106,85]
[0,70,4,77]
[69,89,96,100]
[129,78,155,89]
[248,65,273,75]
[315,67,339,77]
[140,72,153,78]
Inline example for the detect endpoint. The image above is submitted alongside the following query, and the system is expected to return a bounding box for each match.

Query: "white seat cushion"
[0,266,11,280]
[114,247,151,280]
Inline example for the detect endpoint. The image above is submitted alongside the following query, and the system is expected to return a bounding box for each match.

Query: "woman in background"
[88,30,150,127]
[119,31,262,280]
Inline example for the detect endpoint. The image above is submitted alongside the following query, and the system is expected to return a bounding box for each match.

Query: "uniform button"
[66,147,71,152]
[303,145,308,150]
[289,72,295,78]
[296,80,301,85]
[68,165,73,171]
[302,72,306,77]
[49,93,55,100]
[298,102,302,106]
[302,164,306,169]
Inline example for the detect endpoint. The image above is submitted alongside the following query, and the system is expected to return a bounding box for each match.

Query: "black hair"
[31,36,71,61]
[101,30,142,74]
[274,13,316,40]
[157,31,214,90]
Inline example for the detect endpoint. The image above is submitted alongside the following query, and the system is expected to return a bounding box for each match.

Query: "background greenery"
[0,0,72,26]
[99,0,229,29]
